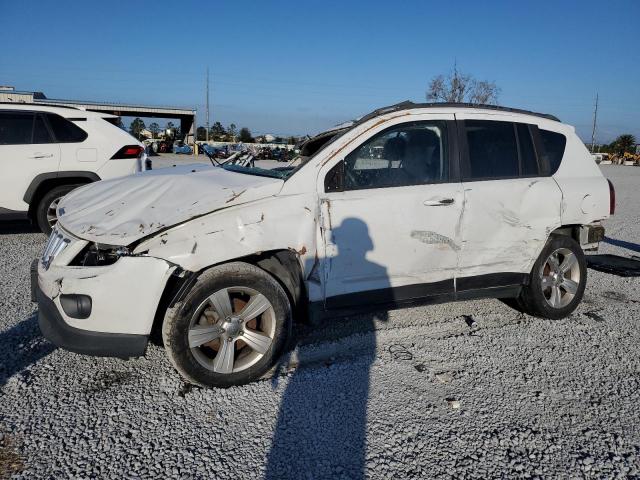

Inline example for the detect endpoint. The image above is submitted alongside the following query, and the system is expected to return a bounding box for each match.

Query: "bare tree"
[427,64,500,105]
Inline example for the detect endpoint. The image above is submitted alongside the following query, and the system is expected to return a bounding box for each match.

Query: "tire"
[162,262,292,388]
[515,234,587,319]
[35,185,79,234]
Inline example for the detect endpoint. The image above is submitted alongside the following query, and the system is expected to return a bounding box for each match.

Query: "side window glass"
[47,113,88,143]
[33,115,53,144]
[539,129,566,174]
[517,123,539,176]
[343,121,448,190]
[0,112,34,145]
[464,120,518,179]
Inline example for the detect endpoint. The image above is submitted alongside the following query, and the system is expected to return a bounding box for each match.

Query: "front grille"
[42,228,71,270]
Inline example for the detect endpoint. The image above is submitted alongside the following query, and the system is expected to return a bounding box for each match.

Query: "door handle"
[423,198,455,206]
[30,153,54,159]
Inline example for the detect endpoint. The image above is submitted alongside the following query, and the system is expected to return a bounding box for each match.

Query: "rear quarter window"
[539,129,566,174]
[47,113,88,143]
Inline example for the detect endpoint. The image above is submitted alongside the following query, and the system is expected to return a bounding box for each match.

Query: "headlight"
[70,244,131,267]
[42,228,72,270]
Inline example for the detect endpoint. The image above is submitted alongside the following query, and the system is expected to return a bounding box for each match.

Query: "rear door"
[455,114,562,292]
[0,111,60,211]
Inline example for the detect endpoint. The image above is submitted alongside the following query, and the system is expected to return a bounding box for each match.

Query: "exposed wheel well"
[149,249,308,346]
[550,225,581,243]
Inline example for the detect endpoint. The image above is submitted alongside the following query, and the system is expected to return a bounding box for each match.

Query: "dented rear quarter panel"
[552,131,610,225]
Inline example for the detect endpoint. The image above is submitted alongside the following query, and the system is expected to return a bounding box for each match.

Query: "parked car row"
[31,101,613,389]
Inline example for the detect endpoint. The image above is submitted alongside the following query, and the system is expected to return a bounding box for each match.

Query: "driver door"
[318,114,463,309]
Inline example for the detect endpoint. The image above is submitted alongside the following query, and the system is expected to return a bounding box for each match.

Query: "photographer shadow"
[265,218,389,479]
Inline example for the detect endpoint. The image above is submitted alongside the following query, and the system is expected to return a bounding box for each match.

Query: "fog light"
[60,294,92,319]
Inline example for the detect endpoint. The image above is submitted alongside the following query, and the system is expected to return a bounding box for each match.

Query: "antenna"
[590,93,598,152]
[205,67,210,143]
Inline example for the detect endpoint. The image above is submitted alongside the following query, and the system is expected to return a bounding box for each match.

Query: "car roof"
[0,102,117,119]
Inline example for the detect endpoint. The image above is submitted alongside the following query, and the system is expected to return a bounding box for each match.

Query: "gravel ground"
[1,165,639,479]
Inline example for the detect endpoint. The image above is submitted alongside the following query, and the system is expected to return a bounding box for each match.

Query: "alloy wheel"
[46,197,62,228]
[539,247,581,308]
[188,286,276,374]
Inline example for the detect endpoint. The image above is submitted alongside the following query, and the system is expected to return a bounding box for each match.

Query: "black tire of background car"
[515,234,587,320]
[162,261,292,388]
[35,185,79,235]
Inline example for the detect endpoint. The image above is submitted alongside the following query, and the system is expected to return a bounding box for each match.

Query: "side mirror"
[324,160,345,193]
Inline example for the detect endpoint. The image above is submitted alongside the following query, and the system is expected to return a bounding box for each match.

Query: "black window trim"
[324,119,459,193]
[458,119,547,182]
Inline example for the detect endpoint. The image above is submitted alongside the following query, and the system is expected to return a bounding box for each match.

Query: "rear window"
[0,112,34,145]
[46,113,88,143]
[539,129,566,174]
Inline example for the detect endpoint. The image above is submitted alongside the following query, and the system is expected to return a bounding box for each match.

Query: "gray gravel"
[1,165,640,479]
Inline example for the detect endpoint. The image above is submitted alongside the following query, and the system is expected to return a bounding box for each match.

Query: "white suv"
[0,104,145,233]
[34,102,613,388]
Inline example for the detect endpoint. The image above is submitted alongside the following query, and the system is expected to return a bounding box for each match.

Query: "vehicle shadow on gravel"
[0,314,55,389]
[603,236,640,254]
[265,218,389,479]
[0,220,40,236]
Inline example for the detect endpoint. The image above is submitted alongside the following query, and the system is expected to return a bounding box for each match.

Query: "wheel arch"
[25,171,100,218]
[149,249,308,345]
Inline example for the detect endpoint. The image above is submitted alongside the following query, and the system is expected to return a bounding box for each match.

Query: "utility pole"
[590,93,598,153]
[205,67,210,143]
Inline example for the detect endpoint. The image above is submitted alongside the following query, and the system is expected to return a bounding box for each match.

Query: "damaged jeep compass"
[34,102,613,388]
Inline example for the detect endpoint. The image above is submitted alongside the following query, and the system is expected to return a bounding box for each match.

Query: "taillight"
[607,179,615,215]
[111,145,144,159]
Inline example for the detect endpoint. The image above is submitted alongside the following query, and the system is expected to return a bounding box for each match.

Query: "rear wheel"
[162,262,292,388]
[35,185,78,234]
[514,235,587,319]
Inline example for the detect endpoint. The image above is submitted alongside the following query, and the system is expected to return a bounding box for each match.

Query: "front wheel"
[162,262,292,388]
[515,235,587,319]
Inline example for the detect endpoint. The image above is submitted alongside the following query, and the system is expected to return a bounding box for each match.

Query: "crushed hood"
[57,164,284,245]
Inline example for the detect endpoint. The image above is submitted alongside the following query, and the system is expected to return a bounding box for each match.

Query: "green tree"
[227,123,237,141]
[239,127,253,143]
[210,122,226,140]
[129,118,146,140]
[612,134,637,155]
[148,122,160,139]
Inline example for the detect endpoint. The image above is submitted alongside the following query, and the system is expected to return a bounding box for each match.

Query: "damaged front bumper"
[33,234,177,359]
[35,282,148,359]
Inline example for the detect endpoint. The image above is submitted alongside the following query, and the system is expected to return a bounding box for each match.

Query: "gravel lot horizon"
[1,165,639,479]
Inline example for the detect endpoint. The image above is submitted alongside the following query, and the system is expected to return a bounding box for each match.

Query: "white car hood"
[57,164,284,245]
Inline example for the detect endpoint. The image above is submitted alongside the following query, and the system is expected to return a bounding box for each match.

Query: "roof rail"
[358,101,561,123]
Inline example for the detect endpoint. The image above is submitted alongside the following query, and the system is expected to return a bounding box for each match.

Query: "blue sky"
[1,0,638,142]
